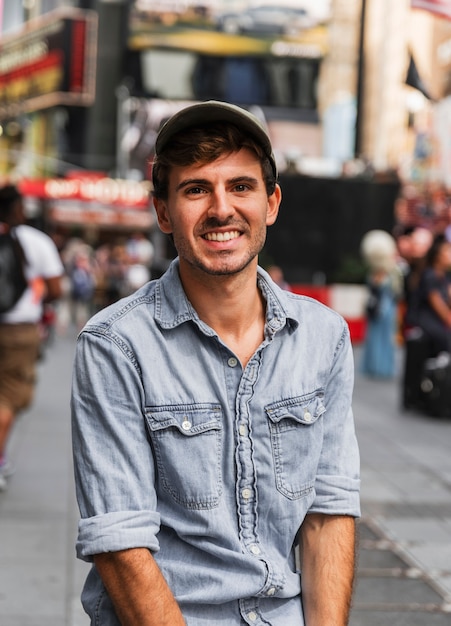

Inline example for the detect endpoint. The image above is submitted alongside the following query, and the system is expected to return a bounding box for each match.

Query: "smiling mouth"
[203,231,241,242]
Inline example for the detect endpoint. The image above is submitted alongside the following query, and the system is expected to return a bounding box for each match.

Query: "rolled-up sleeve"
[71,327,161,561]
[310,324,361,517]
[76,511,160,561]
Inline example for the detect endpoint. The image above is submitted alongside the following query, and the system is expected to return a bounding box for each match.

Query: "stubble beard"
[175,230,267,277]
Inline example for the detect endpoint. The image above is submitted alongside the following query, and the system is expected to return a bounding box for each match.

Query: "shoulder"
[258,267,346,331]
[85,279,159,329]
[16,224,57,249]
[422,267,441,287]
[275,286,349,345]
[16,225,64,273]
[288,291,347,327]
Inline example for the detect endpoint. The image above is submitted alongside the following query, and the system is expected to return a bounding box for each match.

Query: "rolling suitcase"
[420,353,451,418]
[401,327,432,411]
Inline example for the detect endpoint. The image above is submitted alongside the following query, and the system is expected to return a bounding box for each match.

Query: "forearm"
[94,548,186,626]
[299,514,357,626]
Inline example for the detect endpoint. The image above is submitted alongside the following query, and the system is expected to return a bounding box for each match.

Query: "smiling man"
[71,101,360,626]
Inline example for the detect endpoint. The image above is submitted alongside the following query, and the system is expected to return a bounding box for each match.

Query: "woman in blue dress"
[360,230,402,378]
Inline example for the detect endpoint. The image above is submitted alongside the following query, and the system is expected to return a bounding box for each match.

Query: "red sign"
[19,176,152,208]
[0,8,97,119]
[20,175,154,230]
[411,0,451,19]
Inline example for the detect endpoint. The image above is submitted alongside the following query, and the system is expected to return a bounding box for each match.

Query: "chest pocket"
[145,404,222,509]
[265,392,325,500]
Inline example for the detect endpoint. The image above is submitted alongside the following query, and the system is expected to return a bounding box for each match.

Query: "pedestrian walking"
[0,184,64,491]
[71,101,361,625]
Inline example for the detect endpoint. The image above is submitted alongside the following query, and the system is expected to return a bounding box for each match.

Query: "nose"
[208,187,235,221]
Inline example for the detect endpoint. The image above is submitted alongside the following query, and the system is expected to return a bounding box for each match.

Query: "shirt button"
[239,424,247,437]
[242,488,252,499]
[267,587,276,596]
[304,411,312,422]
[182,418,192,430]
[228,357,238,367]
[249,544,260,555]
[247,612,257,622]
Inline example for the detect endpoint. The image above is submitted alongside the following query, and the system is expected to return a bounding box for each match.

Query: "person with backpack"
[0,184,64,491]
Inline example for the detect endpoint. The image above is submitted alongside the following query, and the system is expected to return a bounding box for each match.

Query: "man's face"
[154,148,281,279]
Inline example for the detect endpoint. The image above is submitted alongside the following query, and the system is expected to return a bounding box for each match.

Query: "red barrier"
[290,284,331,306]
[289,284,366,344]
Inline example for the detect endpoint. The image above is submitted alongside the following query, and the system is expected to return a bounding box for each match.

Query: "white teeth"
[204,231,240,242]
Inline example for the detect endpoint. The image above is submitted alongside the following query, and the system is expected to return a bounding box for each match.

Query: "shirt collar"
[154,258,299,333]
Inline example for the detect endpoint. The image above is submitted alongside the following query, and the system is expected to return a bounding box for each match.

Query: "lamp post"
[354,0,367,158]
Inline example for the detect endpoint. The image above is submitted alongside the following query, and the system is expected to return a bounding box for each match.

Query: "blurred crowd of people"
[360,181,451,381]
[56,231,155,333]
[394,181,451,238]
[395,182,451,355]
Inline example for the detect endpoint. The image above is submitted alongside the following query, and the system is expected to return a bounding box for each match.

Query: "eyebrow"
[175,175,260,192]
[175,178,209,192]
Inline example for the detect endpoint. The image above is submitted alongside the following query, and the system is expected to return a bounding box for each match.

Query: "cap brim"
[155,100,277,178]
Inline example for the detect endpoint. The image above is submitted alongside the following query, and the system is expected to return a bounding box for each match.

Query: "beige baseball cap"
[155,100,277,178]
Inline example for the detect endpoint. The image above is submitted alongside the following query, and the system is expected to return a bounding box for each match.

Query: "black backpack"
[0,227,28,314]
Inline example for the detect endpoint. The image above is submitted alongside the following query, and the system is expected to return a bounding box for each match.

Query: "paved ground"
[1,332,451,624]
[351,349,451,625]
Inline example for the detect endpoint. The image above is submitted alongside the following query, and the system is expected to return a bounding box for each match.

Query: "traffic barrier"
[291,283,368,343]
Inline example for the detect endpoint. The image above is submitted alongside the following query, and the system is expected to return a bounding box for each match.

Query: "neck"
[179,261,266,365]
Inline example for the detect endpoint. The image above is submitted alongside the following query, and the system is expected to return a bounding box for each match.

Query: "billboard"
[0,8,97,120]
[128,1,330,60]
[121,1,333,178]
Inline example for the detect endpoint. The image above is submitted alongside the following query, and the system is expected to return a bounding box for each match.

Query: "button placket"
[234,351,265,568]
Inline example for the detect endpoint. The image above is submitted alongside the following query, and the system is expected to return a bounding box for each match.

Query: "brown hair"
[151,122,276,200]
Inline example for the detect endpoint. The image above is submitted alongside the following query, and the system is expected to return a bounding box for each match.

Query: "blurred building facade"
[321,0,451,181]
[1,0,450,182]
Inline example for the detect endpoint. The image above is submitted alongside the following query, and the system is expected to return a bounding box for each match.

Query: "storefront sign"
[20,175,151,208]
[0,8,97,119]
[20,175,154,230]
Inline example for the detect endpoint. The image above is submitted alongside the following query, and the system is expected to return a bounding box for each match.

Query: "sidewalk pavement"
[351,348,451,625]
[1,334,451,624]
[0,331,90,626]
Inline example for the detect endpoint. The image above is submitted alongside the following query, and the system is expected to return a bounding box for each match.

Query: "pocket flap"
[145,404,222,435]
[265,394,325,426]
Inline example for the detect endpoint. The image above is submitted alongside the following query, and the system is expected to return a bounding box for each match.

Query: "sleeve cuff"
[76,510,161,562]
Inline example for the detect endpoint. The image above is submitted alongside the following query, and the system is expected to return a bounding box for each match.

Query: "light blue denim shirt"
[71,259,360,626]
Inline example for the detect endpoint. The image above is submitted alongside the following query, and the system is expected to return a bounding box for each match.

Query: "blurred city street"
[0,332,451,625]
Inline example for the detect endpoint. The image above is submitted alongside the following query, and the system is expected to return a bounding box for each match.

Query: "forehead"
[168,148,263,182]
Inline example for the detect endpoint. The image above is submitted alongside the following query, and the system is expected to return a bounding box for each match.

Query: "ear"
[153,197,173,234]
[266,184,281,226]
